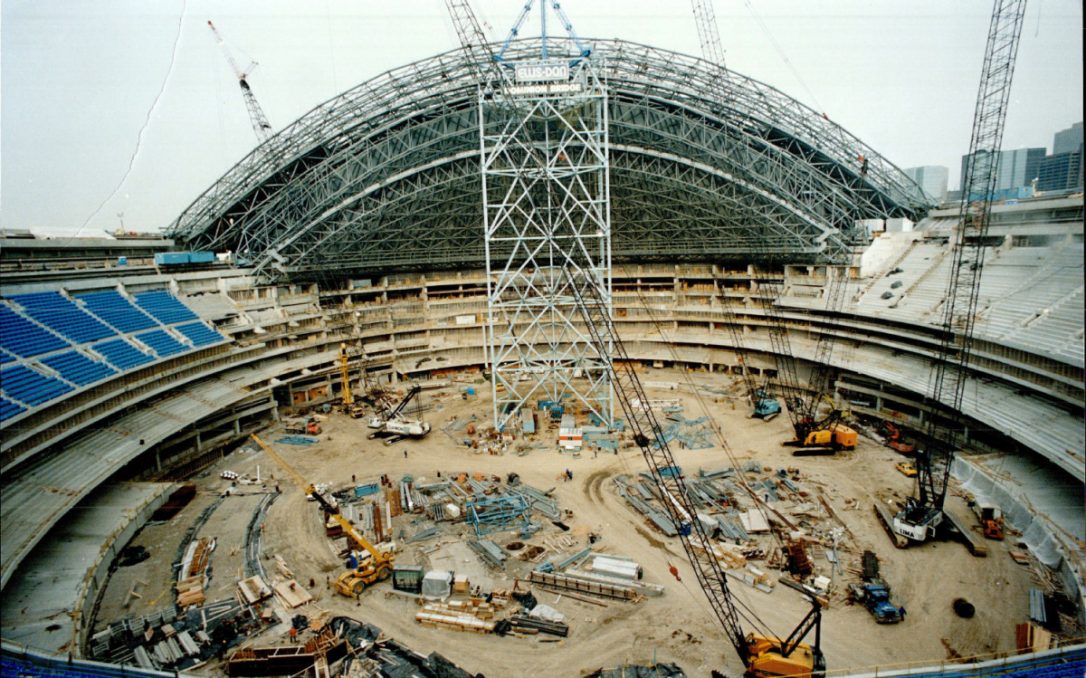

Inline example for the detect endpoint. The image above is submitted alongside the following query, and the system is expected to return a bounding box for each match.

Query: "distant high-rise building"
[903,165,949,203]
[960,147,1046,195]
[1053,122,1083,155]
[1037,151,1083,192]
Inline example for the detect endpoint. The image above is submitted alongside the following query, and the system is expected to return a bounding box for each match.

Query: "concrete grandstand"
[1,32,1083,678]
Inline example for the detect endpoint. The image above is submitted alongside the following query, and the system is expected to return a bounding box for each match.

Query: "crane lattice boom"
[897,0,1027,541]
[690,0,727,69]
[567,266,824,675]
[207,20,274,143]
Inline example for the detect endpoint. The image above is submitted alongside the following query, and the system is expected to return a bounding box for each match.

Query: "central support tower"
[481,12,612,432]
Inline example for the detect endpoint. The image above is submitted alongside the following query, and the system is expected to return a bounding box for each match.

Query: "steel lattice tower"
[481,51,613,432]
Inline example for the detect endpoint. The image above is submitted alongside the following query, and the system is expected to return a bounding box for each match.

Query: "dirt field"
[91,368,1042,676]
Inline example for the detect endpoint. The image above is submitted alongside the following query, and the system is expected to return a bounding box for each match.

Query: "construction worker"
[403,449,408,459]
[288,626,298,644]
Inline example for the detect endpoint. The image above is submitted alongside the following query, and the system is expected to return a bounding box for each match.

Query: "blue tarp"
[275,435,319,445]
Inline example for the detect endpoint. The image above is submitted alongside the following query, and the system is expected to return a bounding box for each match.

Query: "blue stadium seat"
[0,349,14,364]
[77,290,158,332]
[0,306,71,357]
[132,290,198,325]
[134,329,189,358]
[92,338,155,370]
[0,364,74,407]
[175,321,225,347]
[0,396,26,422]
[40,351,117,387]
[9,292,113,344]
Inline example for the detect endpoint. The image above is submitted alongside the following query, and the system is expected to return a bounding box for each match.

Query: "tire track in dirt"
[583,468,611,504]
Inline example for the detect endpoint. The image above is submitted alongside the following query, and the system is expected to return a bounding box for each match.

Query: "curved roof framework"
[168,39,933,280]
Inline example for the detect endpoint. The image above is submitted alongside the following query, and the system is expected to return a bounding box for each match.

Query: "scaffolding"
[481,29,613,432]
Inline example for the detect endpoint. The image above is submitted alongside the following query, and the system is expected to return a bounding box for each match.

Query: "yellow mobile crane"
[250,434,394,597]
[339,343,368,418]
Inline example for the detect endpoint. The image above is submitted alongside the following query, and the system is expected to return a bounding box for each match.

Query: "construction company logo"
[514,62,569,83]
[506,82,582,96]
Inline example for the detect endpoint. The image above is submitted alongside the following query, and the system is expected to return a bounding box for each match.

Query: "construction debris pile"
[613,462,887,609]
[89,597,256,672]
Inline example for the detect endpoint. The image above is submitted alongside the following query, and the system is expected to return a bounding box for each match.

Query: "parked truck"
[848,581,903,624]
[850,550,903,623]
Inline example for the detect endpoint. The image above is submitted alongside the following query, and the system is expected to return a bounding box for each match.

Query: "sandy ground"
[91,368,1043,676]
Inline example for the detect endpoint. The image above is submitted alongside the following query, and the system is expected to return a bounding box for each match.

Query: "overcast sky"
[1,0,1082,235]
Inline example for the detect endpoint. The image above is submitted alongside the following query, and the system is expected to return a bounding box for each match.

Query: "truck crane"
[250,434,395,597]
[367,384,431,443]
[893,0,1027,544]
[207,20,274,143]
[567,268,825,677]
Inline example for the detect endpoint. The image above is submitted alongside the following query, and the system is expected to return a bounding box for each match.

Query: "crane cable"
[629,282,787,555]
[740,0,826,117]
[78,0,188,236]
[587,282,785,638]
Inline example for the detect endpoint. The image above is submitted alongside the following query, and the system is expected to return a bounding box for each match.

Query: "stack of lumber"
[176,576,205,608]
[274,580,313,608]
[423,597,501,620]
[415,605,496,633]
[238,575,272,604]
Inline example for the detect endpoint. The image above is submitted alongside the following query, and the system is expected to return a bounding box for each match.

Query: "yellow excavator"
[250,434,394,598]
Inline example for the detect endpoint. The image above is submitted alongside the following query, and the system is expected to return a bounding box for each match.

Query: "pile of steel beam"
[509,614,569,637]
[465,495,531,536]
[468,539,507,568]
[614,476,678,536]
[505,483,560,520]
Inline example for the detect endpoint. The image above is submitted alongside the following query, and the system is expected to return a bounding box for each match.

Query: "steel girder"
[167,38,932,278]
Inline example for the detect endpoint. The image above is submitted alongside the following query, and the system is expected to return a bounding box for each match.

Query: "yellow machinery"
[747,635,823,677]
[339,344,367,418]
[250,434,394,598]
[799,425,855,452]
[896,461,918,478]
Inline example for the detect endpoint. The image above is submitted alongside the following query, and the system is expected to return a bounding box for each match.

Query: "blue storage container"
[188,251,215,264]
[154,252,190,265]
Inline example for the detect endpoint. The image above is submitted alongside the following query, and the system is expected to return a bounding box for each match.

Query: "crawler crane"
[688,1,850,439]
[568,270,825,677]
[367,384,431,443]
[250,434,394,597]
[893,0,1027,544]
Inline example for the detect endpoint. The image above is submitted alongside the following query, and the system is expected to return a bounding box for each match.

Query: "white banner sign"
[514,62,569,83]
